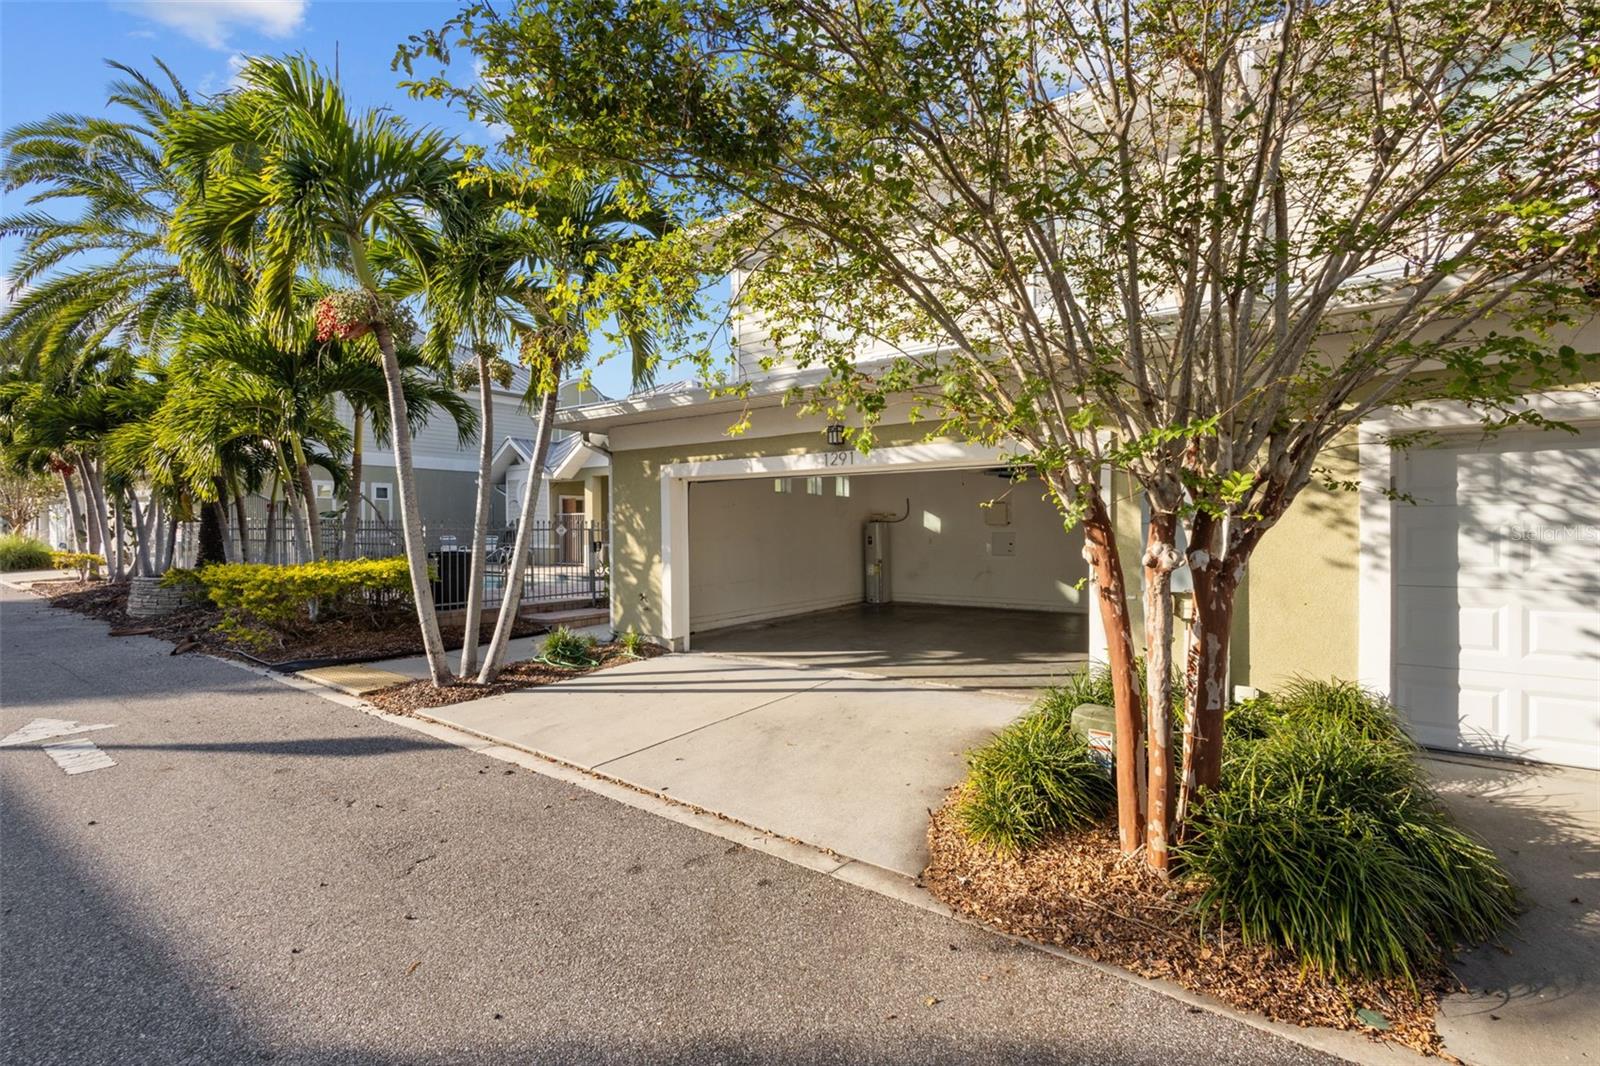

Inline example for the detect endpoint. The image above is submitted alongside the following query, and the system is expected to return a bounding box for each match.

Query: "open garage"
[679,464,1091,695]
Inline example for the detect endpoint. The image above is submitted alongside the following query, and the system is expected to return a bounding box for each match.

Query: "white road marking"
[0,718,115,747]
[1,717,118,775]
[40,738,117,775]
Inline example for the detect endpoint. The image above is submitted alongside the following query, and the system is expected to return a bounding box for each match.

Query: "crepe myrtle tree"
[408,0,1600,865]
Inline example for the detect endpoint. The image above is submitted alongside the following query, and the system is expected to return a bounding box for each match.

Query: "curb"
[236,655,1419,1066]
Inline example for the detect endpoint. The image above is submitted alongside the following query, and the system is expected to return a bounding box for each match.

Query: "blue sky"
[1,0,706,398]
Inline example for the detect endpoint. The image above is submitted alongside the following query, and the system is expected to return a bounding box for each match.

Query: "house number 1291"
[823,450,854,467]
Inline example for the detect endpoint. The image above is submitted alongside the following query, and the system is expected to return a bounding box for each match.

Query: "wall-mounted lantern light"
[825,423,847,447]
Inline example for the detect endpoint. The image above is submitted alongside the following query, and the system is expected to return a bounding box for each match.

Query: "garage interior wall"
[687,468,1087,633]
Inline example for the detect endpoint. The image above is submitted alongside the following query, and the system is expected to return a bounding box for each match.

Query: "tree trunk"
[282,463,309,564]
[1141,512,1181,875]
[160,510,178,572]
[290,437,322,561]
[1078,490,1146,856]
[201,477,229,565]
[108,490,125,580]
[78,455,108,557]
[1177,539,1248,820]
[264,477,279,566]
[373,320,452,686]
[478,386,559,684]
[343,403,364,559]
[230,475,250,564]
[58,467,84,551]
[459,354,496,677]
[129,495,154,577]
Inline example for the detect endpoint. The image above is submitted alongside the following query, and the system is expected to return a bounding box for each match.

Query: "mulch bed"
[30,578,546,665]
[924,789,1457,1059]
[365,642,667,715]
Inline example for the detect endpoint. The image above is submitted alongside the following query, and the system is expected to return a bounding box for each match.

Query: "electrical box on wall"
[989,531,1016,557]
[864,520,891,603]
[983,500,1011,527]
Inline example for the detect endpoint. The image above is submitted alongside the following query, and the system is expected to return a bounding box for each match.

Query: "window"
[372,484,391,502]
[773,478,791,494]
[834,476,851,498]
[806,476,824,495]
[313,481,334,500]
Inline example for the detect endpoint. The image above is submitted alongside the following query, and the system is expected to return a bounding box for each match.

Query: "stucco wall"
[855,470,1085,613]
[1096,442,1361,692]
[1231,434,1361,689]
[607,419,941,638]
[688,475,866,629]
[608,403,1362,679]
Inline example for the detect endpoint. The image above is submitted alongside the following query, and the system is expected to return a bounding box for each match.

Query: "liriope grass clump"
[1273,677,1413,746]
[957,668,1117,854]
[1181,702,1516,981]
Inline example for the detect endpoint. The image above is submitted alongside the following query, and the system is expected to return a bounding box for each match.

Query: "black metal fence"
[235,517,609,613]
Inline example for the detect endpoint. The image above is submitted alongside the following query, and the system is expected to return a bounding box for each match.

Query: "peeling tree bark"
[1178,519,1250,819]
[1079,491,1146,856]
[1141,510,1181,875]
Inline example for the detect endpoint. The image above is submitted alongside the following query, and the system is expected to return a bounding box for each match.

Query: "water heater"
[863,520,891,604]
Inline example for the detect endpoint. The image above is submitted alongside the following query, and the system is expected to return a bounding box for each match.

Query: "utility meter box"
[1070,703,1117,776]
[863,520,891,604]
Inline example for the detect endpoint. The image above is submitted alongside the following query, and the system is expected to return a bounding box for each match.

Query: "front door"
[559,496,585,564]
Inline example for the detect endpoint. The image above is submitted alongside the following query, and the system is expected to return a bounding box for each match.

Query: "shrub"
[188,559,412,647]
[957,674,1117,854]
[1223,693,1279,742]
[1273,677,1412,746]
[50,550,104,579]
[619,626,645,657]
[1179,722,1516,981]
[542,625,598,666]
[0,534,53,572]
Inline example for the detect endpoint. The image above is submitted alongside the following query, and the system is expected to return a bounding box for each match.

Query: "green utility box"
[1070,703,1117,776]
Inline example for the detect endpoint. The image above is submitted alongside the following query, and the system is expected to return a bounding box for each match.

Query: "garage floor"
[693,603,1090,699]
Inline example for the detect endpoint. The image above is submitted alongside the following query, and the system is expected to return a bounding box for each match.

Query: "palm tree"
[476,175,676,683]
[0,61,199,375]
[167,56,460,684]
[5,348,155,578]
[385,174,550,676]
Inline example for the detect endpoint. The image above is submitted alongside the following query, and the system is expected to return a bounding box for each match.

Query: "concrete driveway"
[406,653,1021,876]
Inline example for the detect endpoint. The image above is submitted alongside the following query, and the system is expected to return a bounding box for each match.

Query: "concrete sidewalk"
[0,567,75,590]
[1429,755,1600,1066]
[395,653,1020,877]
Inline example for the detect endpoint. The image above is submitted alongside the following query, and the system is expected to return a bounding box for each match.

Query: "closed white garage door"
[1393,429,1600,769]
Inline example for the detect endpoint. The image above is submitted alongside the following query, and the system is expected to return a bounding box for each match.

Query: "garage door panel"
[1394,667,1505,752]
[1526,691,1600,766]
[1391,428,1599,770]
[1524,608,1600,675]
[1394,587,1503,664]
[1394,510,1512,582]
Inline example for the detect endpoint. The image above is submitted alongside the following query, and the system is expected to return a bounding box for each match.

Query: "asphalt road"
[0,586,1342,1065]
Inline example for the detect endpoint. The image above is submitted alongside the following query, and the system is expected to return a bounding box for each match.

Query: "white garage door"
[1393,429,1600,769]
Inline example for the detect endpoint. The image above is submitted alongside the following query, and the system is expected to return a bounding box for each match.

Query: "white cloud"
[227,52,251,88]
[115,1,308,50]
